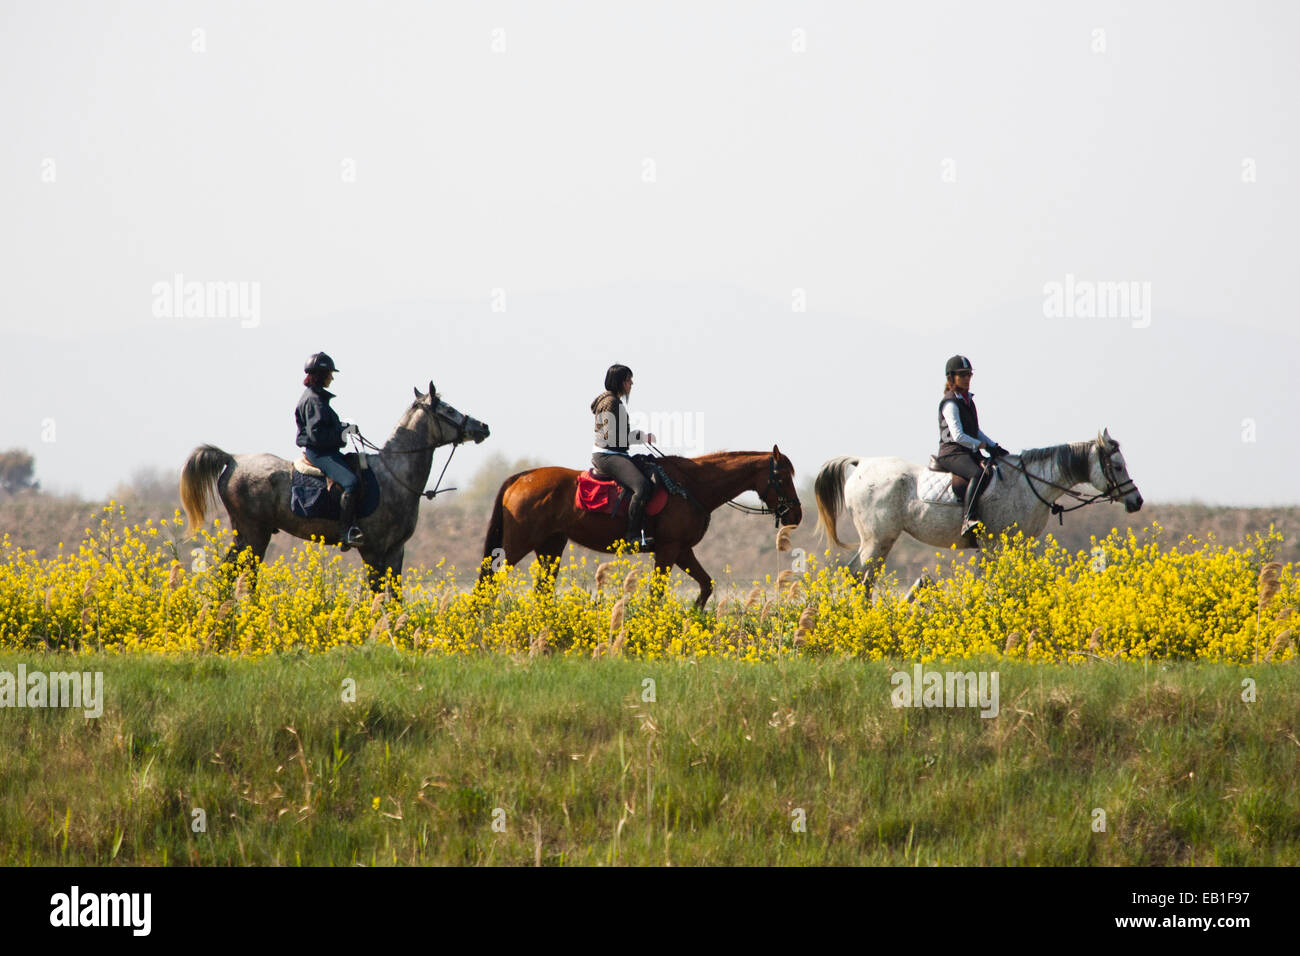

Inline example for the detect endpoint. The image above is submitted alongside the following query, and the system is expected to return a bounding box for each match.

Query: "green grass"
[1,649,1297,865]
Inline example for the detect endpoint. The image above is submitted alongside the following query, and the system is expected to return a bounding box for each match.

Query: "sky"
[3,0,1298,507]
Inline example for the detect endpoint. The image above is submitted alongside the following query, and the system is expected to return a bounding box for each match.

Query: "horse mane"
[657,449,784,470]
[1017,441,1092,485]
[641,450,783,484]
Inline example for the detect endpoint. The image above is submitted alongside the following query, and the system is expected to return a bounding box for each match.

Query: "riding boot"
[339,489,366,550]
[625,497,654,552]
[959,466,988,541]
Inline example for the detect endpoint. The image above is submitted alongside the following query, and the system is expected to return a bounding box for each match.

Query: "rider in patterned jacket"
[591,363,657,551]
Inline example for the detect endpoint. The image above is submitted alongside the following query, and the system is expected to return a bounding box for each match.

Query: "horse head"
[1090,428,1142,513]
[412,381,491,446]
[761,444,803,527]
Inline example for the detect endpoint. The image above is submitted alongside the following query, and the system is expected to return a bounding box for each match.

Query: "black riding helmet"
[945,355,973,376]
[305,352,340,375]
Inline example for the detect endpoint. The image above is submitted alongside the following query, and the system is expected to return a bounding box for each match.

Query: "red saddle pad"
[575,470,668,516]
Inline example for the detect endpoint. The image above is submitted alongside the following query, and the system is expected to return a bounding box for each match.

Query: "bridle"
[723,454,799,528]
[352,397,470,501]
[998,439,1138,525]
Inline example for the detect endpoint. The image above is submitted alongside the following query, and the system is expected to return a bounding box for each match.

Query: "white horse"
[814,429,1143,594]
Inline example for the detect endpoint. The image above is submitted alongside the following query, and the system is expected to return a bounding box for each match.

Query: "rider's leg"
[961,461,993,536]
[304,448,365,547]
[935,450,985,537]
[593,453,654,547]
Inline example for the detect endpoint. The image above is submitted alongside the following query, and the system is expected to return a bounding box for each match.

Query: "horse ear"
[1102,426,1113,446]
[428,380,436,399]
[772,444,780,456]
[413,386,422,399]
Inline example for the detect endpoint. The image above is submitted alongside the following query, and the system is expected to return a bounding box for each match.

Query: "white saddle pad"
[918,468,961,504]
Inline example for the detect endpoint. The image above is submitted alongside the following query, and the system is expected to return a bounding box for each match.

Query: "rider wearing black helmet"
[296,352,365,548]
[934,354,1009,542]
[591,363,657,551]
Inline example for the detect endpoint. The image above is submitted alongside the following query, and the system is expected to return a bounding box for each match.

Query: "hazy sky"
[4,1,1298,508]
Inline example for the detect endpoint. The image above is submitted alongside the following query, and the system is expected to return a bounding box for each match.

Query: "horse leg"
[650,548,678,604]
[533,533,567,597]
[675,548,714,611]
[376,545,406,601]
[855,533,899,601]
[361,550,390,595]
[222,521,271,594]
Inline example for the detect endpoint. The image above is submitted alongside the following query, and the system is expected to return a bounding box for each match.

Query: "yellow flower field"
[0,504,1294,663]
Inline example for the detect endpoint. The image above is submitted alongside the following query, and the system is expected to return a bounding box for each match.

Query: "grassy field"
[1,649,1297,865]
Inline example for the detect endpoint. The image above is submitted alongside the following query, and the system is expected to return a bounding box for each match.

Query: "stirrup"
[343,526,366,547]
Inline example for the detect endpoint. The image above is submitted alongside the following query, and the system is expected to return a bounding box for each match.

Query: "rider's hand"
[342,422,358,437]
[647,433,657,444]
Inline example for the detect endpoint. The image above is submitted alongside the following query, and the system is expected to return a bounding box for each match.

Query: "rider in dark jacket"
[934,354,1009,541]
[296,352,365,548]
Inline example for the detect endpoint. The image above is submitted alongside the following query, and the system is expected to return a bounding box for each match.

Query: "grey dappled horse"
[814,429,1142,596]
[180,382,489,595]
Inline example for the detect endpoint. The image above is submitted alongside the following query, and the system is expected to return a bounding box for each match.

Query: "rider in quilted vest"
[934,354,1009,541]
[296,352,365,548]
[591,363,657,551]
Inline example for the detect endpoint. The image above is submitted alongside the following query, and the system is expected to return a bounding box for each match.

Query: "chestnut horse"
[479,446,802,609]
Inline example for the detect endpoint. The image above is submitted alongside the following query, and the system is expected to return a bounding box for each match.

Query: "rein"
[352,401,466,501]
[997,443,1137,525]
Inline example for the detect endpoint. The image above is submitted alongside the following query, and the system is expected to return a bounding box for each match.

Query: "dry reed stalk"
[776,525,795,552]
[1259,562,1283,609]
[794,607,816,645]
[622,568,642,595]
[1263,628,1293,663]
[596,562,615,590]
[610,597,627,634]
[529,629,553,657]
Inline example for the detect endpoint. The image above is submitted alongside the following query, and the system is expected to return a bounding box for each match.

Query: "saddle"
[576,464,669,517]
[924,454,1002,503]
[293,452,367,490]
[290,453,381,520]
[926,455,968,497]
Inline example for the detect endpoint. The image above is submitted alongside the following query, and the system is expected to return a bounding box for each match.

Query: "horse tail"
[814,456,859,550]
[180,444,235,535]
[480,470,530,578]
